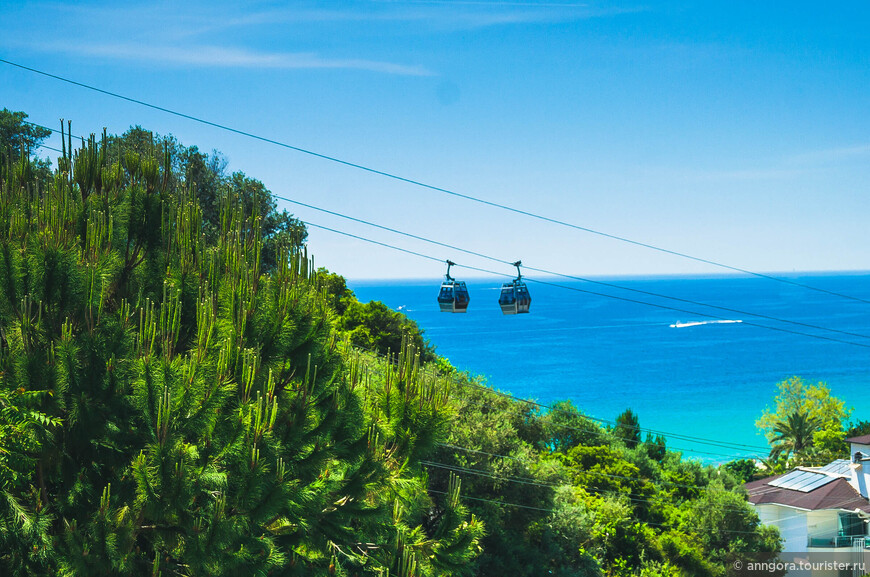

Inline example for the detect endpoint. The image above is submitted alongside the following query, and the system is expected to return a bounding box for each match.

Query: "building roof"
[746,473,870,513]
[846,434,870,445]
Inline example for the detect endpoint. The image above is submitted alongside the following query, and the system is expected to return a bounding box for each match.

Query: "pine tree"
[0,126,481,576]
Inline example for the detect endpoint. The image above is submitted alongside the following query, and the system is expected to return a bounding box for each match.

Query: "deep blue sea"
[348,273,870,463]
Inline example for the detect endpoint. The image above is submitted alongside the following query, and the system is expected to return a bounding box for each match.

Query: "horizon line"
[345,268,870,284]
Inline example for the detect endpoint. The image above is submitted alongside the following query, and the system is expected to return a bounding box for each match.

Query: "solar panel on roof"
[795,475,835,492]
[770,470,837,493]
[785,472,816,489]
[769,470,802,489]
[772,470,806,486]
[819,460,851,476]
[782,470,815,484]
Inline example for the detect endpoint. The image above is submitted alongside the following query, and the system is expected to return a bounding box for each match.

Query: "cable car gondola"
[437,260,470,313]
[498,261,531,315]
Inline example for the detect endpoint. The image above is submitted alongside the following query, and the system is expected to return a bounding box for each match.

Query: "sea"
[347,272,870,463]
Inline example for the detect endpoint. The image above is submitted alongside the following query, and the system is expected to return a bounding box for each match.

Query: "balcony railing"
[807,535,868,548]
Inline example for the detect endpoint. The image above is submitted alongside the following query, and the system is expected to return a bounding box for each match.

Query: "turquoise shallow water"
[347,273,870,462]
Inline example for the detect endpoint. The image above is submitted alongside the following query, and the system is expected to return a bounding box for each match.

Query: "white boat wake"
[670,320,742,328]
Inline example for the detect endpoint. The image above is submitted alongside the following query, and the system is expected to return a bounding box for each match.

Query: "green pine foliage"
[0,127,481,576]
[339,300,437,364]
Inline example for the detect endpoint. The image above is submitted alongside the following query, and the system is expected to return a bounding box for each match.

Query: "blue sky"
[1,1,868,280]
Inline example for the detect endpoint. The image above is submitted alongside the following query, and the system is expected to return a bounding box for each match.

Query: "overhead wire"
[304,219,870,350]
[352,342,773,515]
[432,444,758,496]
[306,221,445,264]
[436,440,750,461]
[37,143,63,154]
[434,395,760,458]
[431,485,844,535]
[435,444,760,491]
[430,484,783,536]
[424,459,728,510]
[5,57,869,305]
[427,471,797,535]
[280,195,870,342]
[424,455,863,524]
[422,460,558,489]
[426,458,718,494]
[427,488,557,514]
[433,395,760,458]
[355,336,863,508]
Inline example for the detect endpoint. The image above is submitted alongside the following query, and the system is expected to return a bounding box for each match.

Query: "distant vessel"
[670,320,742,328]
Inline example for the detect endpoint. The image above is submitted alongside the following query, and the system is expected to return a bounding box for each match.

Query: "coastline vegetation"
[0,109,792,576]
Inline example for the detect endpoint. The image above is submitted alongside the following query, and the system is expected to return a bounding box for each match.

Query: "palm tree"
[757,453,787,476]
[769,411,822,463]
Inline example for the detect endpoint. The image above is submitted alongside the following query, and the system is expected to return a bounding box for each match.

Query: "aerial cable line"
[429,459,770,501]
[439,376,765,455]
[353,346,777,501]
[425,458,827,517]
[436,434,756,472]
[427,459,861,522]
[427,488,558,514]
[428,487,782,535]
[434,447,767,496]
[305,219,870,350]
[429,476,807,532]
[425,459,736,506]
[456,381,767,453]
[281,195,870,342]
[33,142,63,154]
[425,366,762,456]
[303,218,721,318]
[438,440,751,460]
[421,460,558,489]
[5,57,869,306]
[425,459,724,494]
[441,433,754,460]
[435,480,837,529]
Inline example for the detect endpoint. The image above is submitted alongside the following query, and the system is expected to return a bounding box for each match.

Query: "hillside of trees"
[0,109,781,576]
